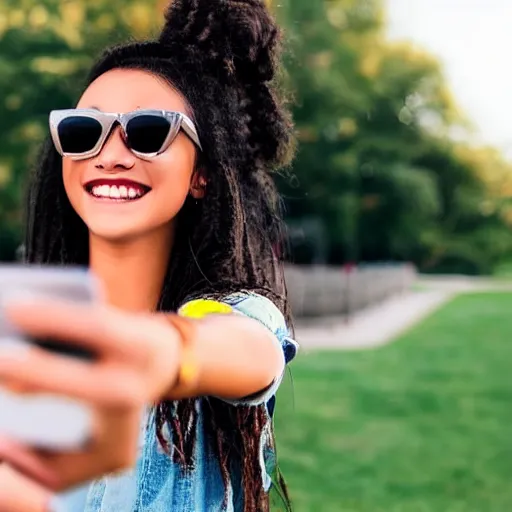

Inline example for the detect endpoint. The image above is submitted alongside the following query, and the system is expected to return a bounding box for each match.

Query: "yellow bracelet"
[165,314,199,392]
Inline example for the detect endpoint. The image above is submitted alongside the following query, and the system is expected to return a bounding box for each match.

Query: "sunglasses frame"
[49,109,202,161]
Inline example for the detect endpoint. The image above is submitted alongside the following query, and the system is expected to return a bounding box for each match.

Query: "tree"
[273,0,512,273]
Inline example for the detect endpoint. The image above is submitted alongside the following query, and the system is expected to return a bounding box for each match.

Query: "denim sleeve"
[178,292,298,407]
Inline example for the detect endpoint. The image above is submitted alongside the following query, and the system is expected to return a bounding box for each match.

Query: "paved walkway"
[294,276,512,351]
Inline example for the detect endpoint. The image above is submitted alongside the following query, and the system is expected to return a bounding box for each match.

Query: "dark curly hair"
[24,0,295,510]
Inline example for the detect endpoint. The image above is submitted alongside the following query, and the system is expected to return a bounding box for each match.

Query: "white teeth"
[109,186,120,199]
[89,184,145,200]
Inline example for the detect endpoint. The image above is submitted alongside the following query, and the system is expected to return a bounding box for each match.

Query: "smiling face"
[61,68,203,244]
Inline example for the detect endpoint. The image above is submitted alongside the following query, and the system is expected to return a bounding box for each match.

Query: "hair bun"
[159,0,281,83]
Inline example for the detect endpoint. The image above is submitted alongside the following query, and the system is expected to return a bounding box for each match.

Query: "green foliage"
[273,0,512,273]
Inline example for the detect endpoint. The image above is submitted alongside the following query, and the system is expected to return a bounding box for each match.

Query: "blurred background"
[0,0,511,510]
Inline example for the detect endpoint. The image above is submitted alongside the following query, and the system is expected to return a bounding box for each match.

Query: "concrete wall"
[285,263,417,317]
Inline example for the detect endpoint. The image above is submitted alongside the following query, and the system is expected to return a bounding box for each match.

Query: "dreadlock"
[24,0,295,510]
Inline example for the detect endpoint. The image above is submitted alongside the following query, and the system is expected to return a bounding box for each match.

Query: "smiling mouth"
[84,179,151,201]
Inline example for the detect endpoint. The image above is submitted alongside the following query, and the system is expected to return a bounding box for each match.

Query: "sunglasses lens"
[126,115,172,154]
[58,116,103,154]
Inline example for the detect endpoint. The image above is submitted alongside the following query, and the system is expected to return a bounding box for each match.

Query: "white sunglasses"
[49,109,202,160]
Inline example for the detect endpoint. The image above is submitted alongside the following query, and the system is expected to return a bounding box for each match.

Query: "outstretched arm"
[164,312,285,401]
[0,295,294,494]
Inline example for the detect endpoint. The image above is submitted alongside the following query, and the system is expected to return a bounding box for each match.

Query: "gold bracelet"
[165,313,199,393]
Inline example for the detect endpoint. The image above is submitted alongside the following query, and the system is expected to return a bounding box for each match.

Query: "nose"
[94,125,136,171]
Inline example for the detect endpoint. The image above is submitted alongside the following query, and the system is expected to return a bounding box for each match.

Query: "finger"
[0,464,53,512]
[3,299,151,363]
[0,351,145,407]
[0,437,60,489]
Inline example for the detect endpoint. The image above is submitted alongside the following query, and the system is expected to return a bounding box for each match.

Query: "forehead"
[77,68,190,114]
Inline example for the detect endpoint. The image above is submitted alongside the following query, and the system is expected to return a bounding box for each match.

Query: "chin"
[87,219,175,245]
[88,224,148,244]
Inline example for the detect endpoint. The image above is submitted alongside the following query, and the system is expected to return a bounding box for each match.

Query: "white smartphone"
[0,265,101,451]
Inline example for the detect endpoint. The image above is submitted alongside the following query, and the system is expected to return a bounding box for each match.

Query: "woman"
[0,0,297,510]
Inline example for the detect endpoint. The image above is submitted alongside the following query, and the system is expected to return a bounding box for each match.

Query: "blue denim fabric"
[52,292,297,512]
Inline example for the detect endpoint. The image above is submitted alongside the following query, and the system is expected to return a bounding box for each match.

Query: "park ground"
[275,288,512,512]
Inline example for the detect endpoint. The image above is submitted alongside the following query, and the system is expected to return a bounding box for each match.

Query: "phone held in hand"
[0,265,101,451]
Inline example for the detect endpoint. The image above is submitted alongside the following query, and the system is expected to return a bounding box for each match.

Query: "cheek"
[151,146,196,208]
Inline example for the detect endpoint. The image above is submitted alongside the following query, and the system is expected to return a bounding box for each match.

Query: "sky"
[386,0,512,157]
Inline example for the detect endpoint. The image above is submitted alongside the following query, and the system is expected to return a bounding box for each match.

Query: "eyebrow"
[76,105,102,111]
[82,106,142,112]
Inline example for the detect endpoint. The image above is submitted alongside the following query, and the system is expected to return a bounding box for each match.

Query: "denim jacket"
[53,292,298,512]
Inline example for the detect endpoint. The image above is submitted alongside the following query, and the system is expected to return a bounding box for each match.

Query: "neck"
[89,227,173,312]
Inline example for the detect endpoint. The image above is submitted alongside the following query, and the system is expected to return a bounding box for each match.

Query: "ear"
[190,169,207,199]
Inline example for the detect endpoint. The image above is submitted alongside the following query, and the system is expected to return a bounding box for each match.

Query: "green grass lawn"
[274,293,512,512]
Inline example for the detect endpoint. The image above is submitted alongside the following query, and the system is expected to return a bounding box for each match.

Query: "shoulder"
[222,292,286,331]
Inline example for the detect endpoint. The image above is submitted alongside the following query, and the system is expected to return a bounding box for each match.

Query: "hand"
[0,462,52,512]
[0,298,182,490]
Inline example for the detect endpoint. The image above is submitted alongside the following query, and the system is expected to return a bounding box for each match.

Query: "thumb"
[0,436,59,489]
[0,462,53,512]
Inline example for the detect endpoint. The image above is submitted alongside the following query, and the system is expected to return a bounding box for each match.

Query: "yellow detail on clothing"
[178,299,233,319]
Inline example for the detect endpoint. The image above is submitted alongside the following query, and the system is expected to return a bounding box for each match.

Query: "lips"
[84,179,151,201]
